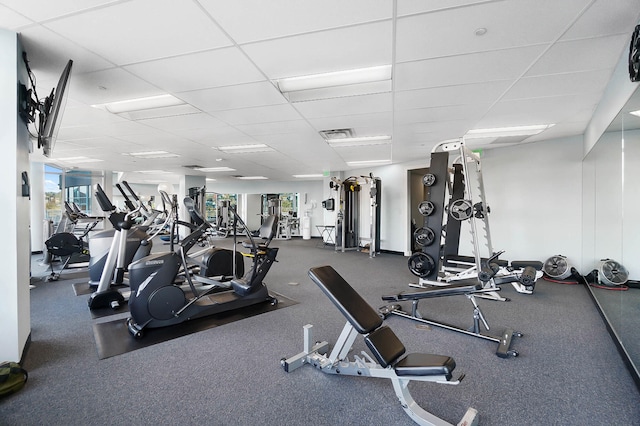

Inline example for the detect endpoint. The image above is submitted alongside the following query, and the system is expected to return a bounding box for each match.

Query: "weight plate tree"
[411,151,449,280]
[443,163,465,262]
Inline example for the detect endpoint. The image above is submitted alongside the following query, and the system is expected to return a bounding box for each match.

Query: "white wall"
[1,29,32,362]
[476,137,583,265]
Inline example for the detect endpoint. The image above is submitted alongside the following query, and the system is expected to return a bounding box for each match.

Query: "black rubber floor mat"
[92,292,298,359]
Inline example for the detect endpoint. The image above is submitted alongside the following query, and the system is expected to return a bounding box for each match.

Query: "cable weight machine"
[330,173,381,258]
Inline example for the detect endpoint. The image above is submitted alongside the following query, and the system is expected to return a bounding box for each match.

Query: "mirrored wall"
[583,86,640,387]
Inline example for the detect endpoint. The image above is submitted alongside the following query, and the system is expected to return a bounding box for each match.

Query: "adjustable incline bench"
[381,278,522,358]
[281,265,479,426]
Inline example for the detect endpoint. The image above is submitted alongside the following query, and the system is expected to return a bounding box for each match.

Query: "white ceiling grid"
[0,0,637,183]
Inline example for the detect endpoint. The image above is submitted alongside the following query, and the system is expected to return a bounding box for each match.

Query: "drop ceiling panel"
[397,0,494,17]
[396,0,589,63]
[333,144,392,162]
[173,125,255,145]
[44,0,232,65]
[395,45,547,91]
[1,0,117,23]
[396,104,490,125]
[137,113,227,133]
[199,0,392,44]
[526,34,629,76]
[235,120,316,137]
[0,4,33,28]
[395,80,512,110]
[293,93,392,119]
[178,81,286,113]
[69,68,165,105]
[242,21,392,79]
[125,48,266,93]
[561,0,640,40]
[502,69,613,100]
[307,112,393,133]
[213,104,302,126]
[18,26,114,79]
[478,94,599,127]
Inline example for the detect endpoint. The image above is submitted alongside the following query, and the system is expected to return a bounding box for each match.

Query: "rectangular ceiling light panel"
[277,65,392,92]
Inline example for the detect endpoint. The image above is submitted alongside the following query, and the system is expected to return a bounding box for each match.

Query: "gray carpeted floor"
[3,237,639,425]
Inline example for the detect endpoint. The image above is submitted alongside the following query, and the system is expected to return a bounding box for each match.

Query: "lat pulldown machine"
[330,174,381,258]
[282,265,478,426]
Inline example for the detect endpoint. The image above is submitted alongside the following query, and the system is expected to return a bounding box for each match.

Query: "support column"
[0,29,32,362]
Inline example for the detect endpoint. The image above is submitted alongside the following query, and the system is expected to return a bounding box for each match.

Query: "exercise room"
[2,1,640,424]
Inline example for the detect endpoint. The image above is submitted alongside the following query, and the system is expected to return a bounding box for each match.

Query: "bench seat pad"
[394,353,455,379]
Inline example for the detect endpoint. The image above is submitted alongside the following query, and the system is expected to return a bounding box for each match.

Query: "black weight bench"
[381,280,522,358]
[281,265,478,426]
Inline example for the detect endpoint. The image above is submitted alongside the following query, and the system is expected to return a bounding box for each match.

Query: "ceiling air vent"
[319,128,354,140]
[182,165,205,169]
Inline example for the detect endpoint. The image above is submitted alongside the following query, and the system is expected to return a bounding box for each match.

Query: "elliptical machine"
[125,202,279,338]
[87,184,152,309]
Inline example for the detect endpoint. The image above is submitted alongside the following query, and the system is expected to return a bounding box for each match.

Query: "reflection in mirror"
[583,86,640,388]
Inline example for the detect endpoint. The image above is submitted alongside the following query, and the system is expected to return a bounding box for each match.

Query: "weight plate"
[414,227,436,247]
[422,173,436,187]
[418,200,435,216]
[408,252,436,278]
[449,199,473,221]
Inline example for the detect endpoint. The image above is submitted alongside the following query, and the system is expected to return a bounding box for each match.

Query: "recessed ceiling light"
[236,176,268,180]
[276,65,392,93]
[136,170,172,174]
[464,124,554,138]
[327,135,391,147]
[346,159,392,167]
[629,110,640,117]
[194,167,236,172]
[475,28,488,36]
[293,174,323,178]
[92,94,184,114]
[127,150,180,159]
[217,144,273,153]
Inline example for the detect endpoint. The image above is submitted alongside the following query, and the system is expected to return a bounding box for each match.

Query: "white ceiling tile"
[0,0,117,22]
[242,21,392,79]
[235,120,316,136]
[397,0,493,16]
[213,104,302,125]
[199,0,392,44]
[395,45,547,91]
[44,0,232,65]
[561,0,640,40]
[526,34,629,76]
[125,48,266,93]
[69,68,165,105]
[138,113,227,133]
[19,26,114,79]
[502,69,613,100]
[395,104,490,125]
[0,4,33,29]
[307,112,393,134]
[478,94,600,128]
[170,125,254,145]
[395,81,512,110]
[178,81,286,113]
[396,0,591,63]
[293,93,392,119]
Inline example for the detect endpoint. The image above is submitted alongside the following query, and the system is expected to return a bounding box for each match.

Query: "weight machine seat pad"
[394,353,456,379]
[381,282,482,301]
[445,254,508,267]
[309,266,383,334]
[511,260,543,270]
[364,325,406,368]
